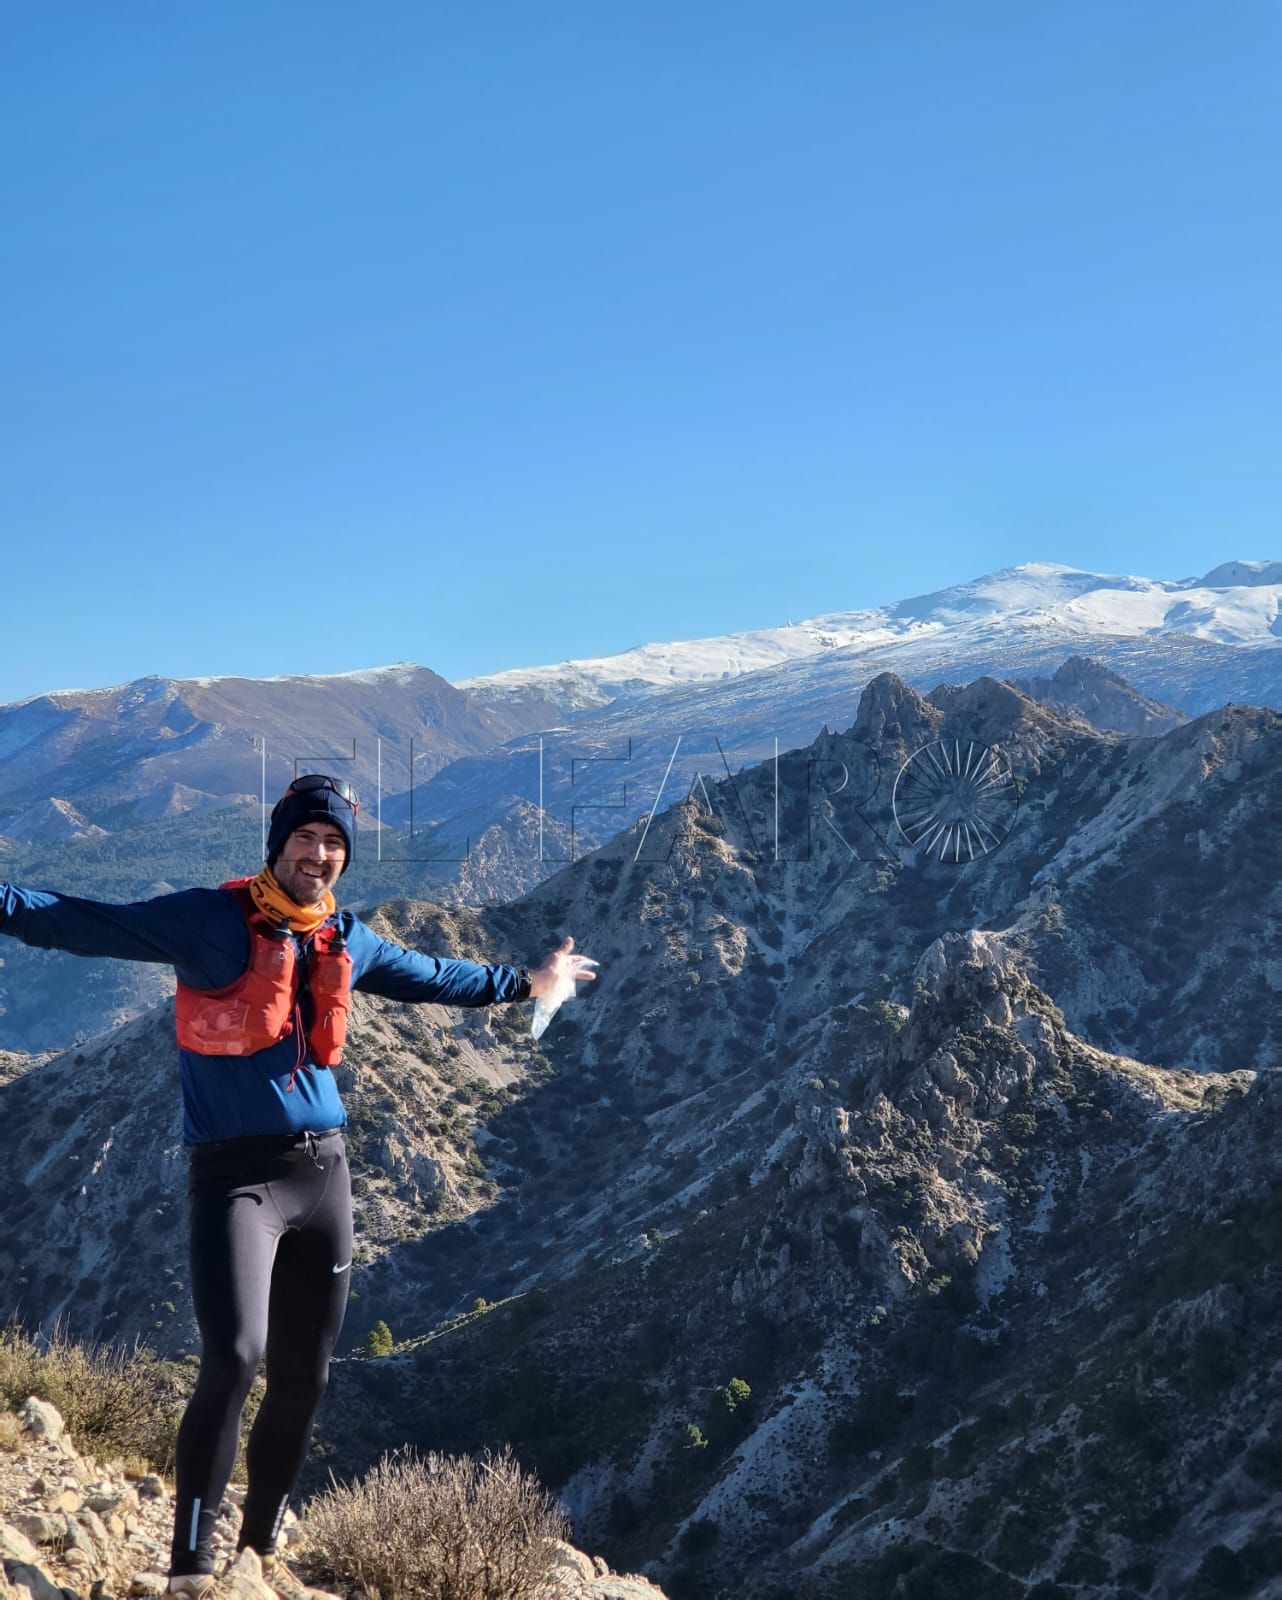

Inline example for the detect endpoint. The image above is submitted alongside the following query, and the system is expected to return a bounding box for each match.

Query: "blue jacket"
[0,883,527,1143]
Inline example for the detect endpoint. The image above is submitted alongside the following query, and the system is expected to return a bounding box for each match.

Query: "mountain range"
[456,558,1282,716]
[3,559,1279,840]
[0,661,1277,1597]
[2,558,1279,1056]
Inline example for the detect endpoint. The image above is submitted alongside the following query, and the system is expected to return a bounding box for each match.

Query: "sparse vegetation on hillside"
[0,1323,192,1472]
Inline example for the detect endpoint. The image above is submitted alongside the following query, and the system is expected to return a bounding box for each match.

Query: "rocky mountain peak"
[845,668,1088,780]
[849,671,939,746]
[911,928,1031,1019]
[5,798,108,845]
[1010,654,1187,735]
[923,672,1048,736]
[1197,557,1282,587]
[877,930,1060,1119]
[1054,654,1134,690]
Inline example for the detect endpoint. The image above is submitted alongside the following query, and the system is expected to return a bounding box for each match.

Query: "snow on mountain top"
[12,663,428,708]
[457,560,1282,708]
[8,562,1279,716]
[187,662,427,689]
[463,612,910,687]
[1197,559,1282,587]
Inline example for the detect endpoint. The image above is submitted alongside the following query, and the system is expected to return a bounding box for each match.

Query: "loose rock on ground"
[0,1403,668,1600]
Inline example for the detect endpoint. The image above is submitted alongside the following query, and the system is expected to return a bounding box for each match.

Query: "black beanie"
[266,786,357,874]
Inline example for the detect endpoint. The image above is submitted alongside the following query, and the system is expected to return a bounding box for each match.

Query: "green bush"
[716,1376,751,1413]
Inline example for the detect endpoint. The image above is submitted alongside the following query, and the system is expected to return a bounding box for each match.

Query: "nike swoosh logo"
[332,1261,351,1274]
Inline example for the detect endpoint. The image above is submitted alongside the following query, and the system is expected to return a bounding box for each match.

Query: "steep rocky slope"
[328,933,1281,1600]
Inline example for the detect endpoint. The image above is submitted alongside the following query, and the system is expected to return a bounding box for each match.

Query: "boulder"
[75,1509,108,1549]
[2,1561,65,1600]
[7,1520,59,1550]
[545,1541,595,1582]
[0,1526,42,1567]
[591,1580,671,1599]
[58,1519,95,1562]
[18,1404,64,1444]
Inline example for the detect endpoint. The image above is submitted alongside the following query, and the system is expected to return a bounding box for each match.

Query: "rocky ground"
[0,1400,666,1600]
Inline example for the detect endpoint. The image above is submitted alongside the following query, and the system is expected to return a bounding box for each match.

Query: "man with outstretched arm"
[0,774,596,1600]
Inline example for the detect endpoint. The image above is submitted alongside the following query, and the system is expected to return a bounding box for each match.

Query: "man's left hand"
[528,935,598,999]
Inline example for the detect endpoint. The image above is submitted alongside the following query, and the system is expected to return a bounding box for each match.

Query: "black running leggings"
[170,1130,352,1576]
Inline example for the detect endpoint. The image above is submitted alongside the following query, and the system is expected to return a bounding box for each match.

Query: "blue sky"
[2,1,1279,702]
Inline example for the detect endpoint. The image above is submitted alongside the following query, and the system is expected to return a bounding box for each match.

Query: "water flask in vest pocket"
[309,937,353,1066]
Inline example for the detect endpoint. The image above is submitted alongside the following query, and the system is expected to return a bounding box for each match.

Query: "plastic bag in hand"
[531,954,599,1039]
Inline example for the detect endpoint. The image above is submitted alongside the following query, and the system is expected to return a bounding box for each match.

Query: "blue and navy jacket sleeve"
[0,883,244,986]
[0,885,529,1003]
[345,914,530,1006]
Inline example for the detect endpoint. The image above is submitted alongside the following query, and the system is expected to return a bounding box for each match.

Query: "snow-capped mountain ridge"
[10,560,1279,720]
[11,661,428,709]
[458,559,1282,713]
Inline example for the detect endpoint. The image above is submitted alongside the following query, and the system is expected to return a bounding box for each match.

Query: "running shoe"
[261,1554,338,1600]
[165,1577,215,1600]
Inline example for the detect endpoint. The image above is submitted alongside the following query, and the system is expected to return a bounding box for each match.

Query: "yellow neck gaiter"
[248,867,336,937]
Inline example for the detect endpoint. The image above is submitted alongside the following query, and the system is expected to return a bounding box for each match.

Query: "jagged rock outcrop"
[1011,654,1187,736]
[3,799,107,845]
[0,1399,253,1600]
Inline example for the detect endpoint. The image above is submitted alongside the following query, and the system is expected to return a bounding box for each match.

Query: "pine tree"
[365,1320,393,1358]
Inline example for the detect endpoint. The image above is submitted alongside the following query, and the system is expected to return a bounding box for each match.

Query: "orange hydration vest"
[175,882,353,1069]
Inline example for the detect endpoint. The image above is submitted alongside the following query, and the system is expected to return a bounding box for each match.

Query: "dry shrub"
[306,1446,570,1600]
[0,1322,192,1472]
[0,1413,22,1452]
